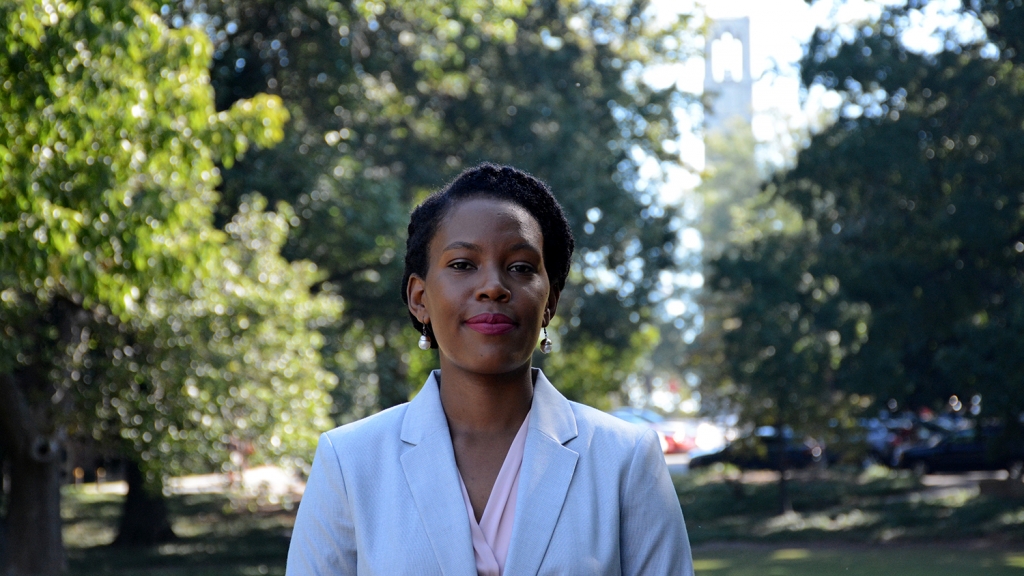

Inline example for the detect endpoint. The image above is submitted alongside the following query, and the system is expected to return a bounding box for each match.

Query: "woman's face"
[407,196,559,377]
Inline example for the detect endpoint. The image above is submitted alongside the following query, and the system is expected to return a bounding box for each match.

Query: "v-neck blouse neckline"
[456,410,531,576]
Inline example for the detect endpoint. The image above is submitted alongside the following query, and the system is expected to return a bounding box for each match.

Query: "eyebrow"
[441,241,481,252]
[508,242,542,255]
[440,241,542,255]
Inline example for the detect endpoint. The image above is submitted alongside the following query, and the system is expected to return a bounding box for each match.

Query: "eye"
[449,260,475,271]
[509,263,536,274]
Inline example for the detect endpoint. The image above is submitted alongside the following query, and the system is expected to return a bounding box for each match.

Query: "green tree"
[700,0,1024,503]
[693,128,868,511]
[0,1,336,572]
[69,196,339,545]
[779,0,1024,424]
[705,230,869,511]
[541,316,660,408]
[185,0,694,414]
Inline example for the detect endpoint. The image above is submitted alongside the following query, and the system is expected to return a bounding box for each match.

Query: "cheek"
[526,286,552,320]
[423,278,465,318]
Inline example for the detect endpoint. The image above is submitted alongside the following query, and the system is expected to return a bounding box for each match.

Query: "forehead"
[432,196,543,248]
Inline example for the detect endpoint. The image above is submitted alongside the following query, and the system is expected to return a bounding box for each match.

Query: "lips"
[464,313,517,335]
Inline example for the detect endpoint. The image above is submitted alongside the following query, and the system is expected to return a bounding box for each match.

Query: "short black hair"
[401,163,575,343]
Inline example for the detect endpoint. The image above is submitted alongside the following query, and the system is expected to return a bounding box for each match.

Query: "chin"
[443,348,534,376]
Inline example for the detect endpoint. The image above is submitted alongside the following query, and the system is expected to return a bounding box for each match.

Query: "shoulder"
[533,369,654,457]
[569,401,646,438]
[566,401,659,460]
[320,402,409,455]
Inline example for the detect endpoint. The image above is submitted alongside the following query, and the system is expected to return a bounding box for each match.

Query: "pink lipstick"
[465,313,517,335]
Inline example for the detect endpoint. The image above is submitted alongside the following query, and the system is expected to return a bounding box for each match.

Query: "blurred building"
[700,17,757,258]
[704,17,753,140]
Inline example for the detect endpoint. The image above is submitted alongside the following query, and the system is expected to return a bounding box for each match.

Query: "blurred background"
[2,0,1024,574]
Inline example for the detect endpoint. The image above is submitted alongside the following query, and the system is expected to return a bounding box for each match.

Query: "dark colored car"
[689,426,824,471]
[897,427,1024,477]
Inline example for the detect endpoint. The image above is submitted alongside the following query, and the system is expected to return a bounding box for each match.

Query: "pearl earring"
[418,326,432,350]
[539,327,552,354]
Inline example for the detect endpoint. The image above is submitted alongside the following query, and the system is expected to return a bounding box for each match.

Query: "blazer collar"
[399,370,476,575]
[399,368,580,576]
[505,369,579,575]
[399,368,578,446]
[399,370,449,445]
[527,368,578,444]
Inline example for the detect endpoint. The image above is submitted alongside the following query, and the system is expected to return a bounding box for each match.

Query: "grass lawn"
[691,545,1024,575]
[677,465,1024,545]
[61,467,1024,575]
[65,490,294,576]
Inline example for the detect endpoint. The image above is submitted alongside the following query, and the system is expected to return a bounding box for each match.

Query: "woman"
[286,164,693,575]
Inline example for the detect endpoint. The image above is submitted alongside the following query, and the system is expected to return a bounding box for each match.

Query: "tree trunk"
[113,460,176,547]
[776,441,793,515]
[6,450,66,575]
[0,372,67,575]
[777,466,793,515]
[0,452,8,573]
[0,518,6,576]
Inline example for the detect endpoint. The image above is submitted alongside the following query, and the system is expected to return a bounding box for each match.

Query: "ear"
[407,273,430,326]
[541,287,561,327]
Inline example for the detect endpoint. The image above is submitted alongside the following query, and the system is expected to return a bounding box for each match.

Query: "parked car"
[896,426,1024,477]
[689,426,825,471]
[889,417,971,467]
[608,408,696,454]
[857,416,908,465]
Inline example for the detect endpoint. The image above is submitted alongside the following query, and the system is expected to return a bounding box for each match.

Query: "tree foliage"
[0,1,337,571]
[186,0,695,414]
[702,0,1024,450]
[62,197,339,479]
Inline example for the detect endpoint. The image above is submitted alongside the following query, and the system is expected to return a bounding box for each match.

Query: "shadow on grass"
[62,467,1024,574]
[64,490,292,576]
[691,546,1024,576]
[678,465,1024,545]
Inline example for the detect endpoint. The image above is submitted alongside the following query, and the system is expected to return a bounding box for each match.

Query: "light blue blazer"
[286,369,693,575]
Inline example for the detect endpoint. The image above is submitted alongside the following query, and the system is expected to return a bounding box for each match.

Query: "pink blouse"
[457,411,531,576]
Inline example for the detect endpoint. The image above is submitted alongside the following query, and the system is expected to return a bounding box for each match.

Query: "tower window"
[711,32,744,83]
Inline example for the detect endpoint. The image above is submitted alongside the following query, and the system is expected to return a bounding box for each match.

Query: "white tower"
[704,17,753,138]
[699,17,757,258]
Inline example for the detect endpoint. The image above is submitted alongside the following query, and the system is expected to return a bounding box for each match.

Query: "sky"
[638,0,842,329]
[651,0,883,192]
[645,0,988,255]
[630,0,843,246]
[655,0,987,182]
[683,0,827,172]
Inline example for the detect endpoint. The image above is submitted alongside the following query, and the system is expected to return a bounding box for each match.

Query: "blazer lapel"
[504,369,580,576]
[399,371,477,576]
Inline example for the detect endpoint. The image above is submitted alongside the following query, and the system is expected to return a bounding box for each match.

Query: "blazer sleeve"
[620,429,694,576]
[286,433,358,576]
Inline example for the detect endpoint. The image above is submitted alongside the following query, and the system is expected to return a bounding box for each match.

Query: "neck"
[436,358,534,435]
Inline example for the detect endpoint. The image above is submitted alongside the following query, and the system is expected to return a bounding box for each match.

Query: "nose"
[475,265,511,302]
